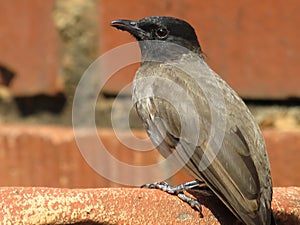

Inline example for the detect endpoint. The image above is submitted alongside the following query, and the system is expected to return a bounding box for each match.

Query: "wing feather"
[134,62,270,225]
[145,116,261,224]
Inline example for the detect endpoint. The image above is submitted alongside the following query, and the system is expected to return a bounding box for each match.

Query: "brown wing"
[180,127,263,224]
[136,96,268,225]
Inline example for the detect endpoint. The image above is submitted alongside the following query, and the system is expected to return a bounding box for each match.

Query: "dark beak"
[110,19,149,40]
[111,19,137,31]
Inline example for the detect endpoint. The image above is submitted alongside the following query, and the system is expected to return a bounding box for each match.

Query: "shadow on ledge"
[71,222,117,225]
[188,188,242,225]
[188,187,300,225]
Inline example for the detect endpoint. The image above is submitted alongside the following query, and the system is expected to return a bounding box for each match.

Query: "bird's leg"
[142,179,203,193]
[142,179,204,217]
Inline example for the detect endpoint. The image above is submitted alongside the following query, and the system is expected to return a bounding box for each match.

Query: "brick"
[0,125,157,188]
[0,125,111,188]
[263,129,300,187]
[100,0,300,98]
[0,125,299,188]
[0,187,298,224]
[0,0,62,96]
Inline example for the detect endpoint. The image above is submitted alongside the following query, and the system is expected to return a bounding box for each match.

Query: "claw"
[141,180,204,217]
[177,192,203,217]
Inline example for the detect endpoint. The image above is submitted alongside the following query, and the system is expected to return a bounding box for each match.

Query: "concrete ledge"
[0,187,299,224]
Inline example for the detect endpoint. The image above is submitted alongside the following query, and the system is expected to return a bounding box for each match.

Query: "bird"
[111,16,275,225]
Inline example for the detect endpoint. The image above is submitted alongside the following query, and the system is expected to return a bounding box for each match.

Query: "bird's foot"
[142,180,204,217]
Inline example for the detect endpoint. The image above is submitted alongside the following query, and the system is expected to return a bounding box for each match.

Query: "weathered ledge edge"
[0,187,299,225]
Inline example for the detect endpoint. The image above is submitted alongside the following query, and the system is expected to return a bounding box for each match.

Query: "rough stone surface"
[0,187,299,225]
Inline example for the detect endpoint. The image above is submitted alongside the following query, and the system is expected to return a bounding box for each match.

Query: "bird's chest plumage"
[133,61,213,144]
[132,61,212,158]
[132,63,182,151]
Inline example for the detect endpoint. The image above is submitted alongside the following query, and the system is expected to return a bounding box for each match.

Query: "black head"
[111,16,202,57]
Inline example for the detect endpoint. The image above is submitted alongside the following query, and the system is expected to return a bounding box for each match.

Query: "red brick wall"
[1,0,299,98]
[0,0,62,96]
[0,126,298,188]
[100,0,300,98]
[0,1,299,189]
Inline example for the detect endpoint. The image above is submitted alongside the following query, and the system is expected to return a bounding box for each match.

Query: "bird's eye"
[155,28,169,39]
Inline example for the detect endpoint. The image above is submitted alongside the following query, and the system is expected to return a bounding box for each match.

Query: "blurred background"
[0,0,299,188]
